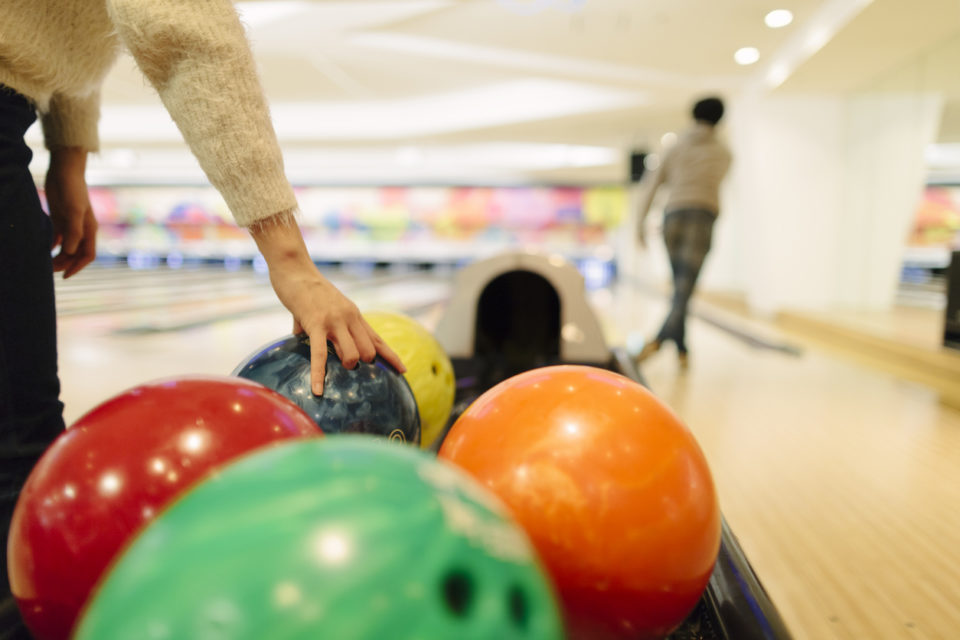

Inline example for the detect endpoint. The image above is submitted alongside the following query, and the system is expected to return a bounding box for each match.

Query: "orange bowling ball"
[438,365,720,640]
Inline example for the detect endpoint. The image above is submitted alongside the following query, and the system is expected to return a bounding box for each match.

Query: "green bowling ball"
[75,437,564,640]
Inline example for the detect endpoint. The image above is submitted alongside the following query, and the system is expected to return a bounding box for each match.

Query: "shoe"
[634,340,661,365]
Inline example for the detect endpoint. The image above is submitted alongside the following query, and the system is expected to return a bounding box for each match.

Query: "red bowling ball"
[6,376,320,640]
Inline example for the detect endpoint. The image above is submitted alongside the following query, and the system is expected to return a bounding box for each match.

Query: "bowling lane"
[55,266,453,424]
[54,265,960,640]
[593,281,960,640]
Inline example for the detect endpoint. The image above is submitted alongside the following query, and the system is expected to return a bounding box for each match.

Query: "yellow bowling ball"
[364,311,455,448]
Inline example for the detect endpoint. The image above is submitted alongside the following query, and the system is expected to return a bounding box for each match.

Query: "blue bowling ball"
[233,334,420,444]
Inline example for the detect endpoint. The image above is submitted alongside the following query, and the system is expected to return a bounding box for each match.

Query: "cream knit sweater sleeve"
[106,0,297,227]
[41,91,103,152]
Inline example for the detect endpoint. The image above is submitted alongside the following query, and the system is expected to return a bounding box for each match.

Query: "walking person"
[635,97,732,369]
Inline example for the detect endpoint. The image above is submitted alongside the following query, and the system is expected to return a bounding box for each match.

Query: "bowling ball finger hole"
[440,569,473,618]
[431,363,439,376]
[507,584,529,631]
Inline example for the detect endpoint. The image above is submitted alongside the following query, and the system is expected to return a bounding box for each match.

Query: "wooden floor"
[54,266,960,640]
[612,286,960,640]
[802,304,945,352]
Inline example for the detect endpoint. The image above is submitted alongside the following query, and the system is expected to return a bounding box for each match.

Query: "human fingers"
[362,318,405,373]
[308,331,328,396]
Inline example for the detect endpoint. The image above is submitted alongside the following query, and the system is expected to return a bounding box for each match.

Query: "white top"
[639,122,732,219]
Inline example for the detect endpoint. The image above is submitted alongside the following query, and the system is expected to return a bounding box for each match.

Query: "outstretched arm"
[105,0,404,392]
[250,216,403,395]
[636,166,666,249]
[105,0,295,226]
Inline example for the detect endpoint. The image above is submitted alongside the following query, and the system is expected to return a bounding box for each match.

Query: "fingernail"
[313,383,323,396]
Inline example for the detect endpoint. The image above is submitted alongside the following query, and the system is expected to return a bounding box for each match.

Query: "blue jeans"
[655,208,716,354]
[1,86,65,639]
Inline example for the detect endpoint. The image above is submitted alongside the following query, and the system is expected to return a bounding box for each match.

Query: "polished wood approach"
[618,288,960,640]
[52,268,960,640]
[698,290,960,411]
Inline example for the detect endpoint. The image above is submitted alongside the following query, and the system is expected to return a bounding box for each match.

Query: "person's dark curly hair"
[692,97,725,125]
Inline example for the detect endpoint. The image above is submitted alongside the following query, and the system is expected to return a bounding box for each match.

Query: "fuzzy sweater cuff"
[41,91,101,152]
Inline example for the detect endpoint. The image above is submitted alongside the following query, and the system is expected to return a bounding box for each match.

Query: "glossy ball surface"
[234,334,420,444]
[440,365,720,639]
[75,438,565,640]
[7,376,318,640]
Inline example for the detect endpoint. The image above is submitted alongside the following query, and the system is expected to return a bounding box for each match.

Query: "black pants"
[655,208,716,354]
[1,87,65,639]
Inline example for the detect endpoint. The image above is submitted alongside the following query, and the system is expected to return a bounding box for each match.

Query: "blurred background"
[26,1,960,638]
[27,0,960,334]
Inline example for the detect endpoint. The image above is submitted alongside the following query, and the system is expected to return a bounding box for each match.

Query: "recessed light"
[766,63,791,89]
[765,9,794,28]
[734,47,760,65]
[235,2,309,27]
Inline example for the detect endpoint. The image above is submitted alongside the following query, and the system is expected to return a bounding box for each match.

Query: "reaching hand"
[250,216,405,395]
[271,263,405,395]
[46,148,97,278]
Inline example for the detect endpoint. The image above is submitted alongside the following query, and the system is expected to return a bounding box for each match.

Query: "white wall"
[838,93,944,308]
[701,91,943,314]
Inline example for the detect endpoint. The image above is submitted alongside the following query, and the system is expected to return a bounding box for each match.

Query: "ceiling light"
[497,0,587,15]
[804,28,830,54]
[235,2,309,27]
[395,146,424,166]
[734,47,760,65]
[81,79,644,143]
[765,63,791,89]
[765,9,794,28]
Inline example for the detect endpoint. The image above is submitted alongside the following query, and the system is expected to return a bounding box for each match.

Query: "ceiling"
[28,0,960,184]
